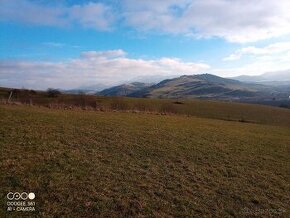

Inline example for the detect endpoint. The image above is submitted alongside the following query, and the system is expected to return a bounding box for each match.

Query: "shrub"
[173,101,184,105]
[47,88,61,98]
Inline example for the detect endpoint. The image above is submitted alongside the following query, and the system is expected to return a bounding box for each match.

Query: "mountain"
[233,70,290,83]
[232,75,265,83]
[96,74,290,107]
[129,74,269,100]
[65,84,109,95]
[128,75,178,84]
[98,82,153,96]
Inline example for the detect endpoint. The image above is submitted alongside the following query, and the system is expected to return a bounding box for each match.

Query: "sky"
[1,0,290,90]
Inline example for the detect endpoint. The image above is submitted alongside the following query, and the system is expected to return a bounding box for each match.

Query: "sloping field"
[0,105,289,217]
[1,87,290,127]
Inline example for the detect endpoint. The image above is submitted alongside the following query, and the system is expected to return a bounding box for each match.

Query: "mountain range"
[95,74,290,107]
[232,70,290,83]
[63,72,290,108]
[129,74,266,99]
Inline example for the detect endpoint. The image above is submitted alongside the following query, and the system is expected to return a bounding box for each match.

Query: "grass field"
[0,104,289,217]
[1,87,290,127]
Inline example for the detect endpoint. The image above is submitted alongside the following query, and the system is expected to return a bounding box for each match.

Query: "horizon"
[1,0,290,90]
[0,72,286,92]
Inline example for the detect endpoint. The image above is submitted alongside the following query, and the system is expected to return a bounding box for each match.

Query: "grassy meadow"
[0,102,289,217]
[1,87,290,127]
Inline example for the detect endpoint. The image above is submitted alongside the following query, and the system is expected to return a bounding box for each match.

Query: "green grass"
[0,104,289,217]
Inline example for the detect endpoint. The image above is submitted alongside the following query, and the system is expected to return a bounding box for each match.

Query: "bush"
[47,88,61,98]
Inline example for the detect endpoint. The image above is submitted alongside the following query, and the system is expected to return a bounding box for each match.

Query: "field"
[0,102,289,217]
[1,87,290,127]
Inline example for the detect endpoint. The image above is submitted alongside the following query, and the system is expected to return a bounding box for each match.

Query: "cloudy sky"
[1,0,290,89]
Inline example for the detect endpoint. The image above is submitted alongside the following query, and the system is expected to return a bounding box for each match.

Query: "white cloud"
[217,41,290,77]
[214,56,290,77]
[222,54,241,61]
[0,0,114,30]
[0,0,65,26]
[223,41,290,61]
[122,0,290,43]
[80,50,127,59]
[1,1,290,42]
[68,2,114,30]
[0,50,210,90]
[43,42,65,48]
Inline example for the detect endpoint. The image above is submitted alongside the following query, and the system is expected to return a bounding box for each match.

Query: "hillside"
[1,87,290,127]
[232,70,290,83]
[130,74,269,99]
[99,82,152,96]
[61,74,290,107]
[0,104,289,217]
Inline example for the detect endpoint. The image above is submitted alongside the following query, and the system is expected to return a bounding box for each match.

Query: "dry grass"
[1,87,290,127]
[0,104,289,217]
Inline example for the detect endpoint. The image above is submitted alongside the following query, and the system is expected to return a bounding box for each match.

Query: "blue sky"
[1,0,290,89]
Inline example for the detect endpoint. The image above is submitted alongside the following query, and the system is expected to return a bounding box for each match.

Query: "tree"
[47,88,61,98]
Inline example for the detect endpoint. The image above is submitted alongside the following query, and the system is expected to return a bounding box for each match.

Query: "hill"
[232,70,290,83]
[118,74,289,107]
[62,74,290,108]
[1,86,290,127]
[129,74,271,99]
[99,82,152,96]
